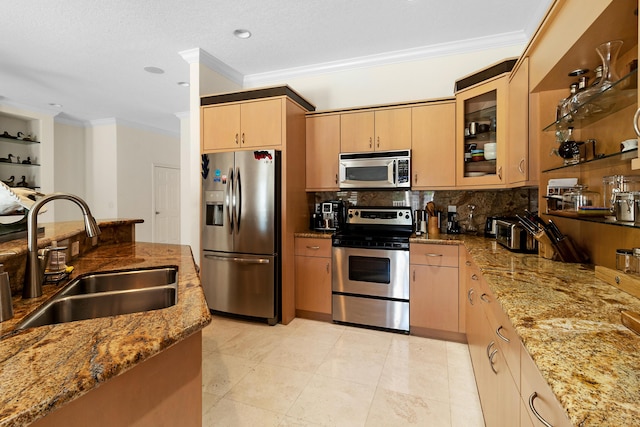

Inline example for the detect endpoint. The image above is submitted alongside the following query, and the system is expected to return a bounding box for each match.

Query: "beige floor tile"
[315,345,385,386]
[278,415,325,426]
[387,334,449,365]
[261,335,334,373]
[365,388,452,427]
[225,363,312,414]
[287,374,376,426]
[203,397,284,426]
[451,401,485,427]
[202,390,224,413]
[332,328,393,357]
[216,328,284,362]
[288,319,345,346]
[379,353,450,404]
[202,352,257,395]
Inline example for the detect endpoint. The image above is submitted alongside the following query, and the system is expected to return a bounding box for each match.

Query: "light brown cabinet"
[201,98,282,152]
[507,57,532,186]
[464,251,521,427]
[409,244,459,336]
[456,74,508,188]
[411,101,456,189]
[305,114,340,191]
[294,237,332,321]
[340,107,411,153]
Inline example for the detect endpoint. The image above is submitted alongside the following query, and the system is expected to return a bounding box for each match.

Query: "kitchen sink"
[16,266,178,330]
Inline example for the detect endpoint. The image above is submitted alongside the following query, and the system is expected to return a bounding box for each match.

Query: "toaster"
[495,219,538,253]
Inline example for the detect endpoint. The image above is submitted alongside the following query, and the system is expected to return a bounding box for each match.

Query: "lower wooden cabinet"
[464,250,521,427]
[520,343,572,427]
[294,237,332,320]
[409,244,460,337]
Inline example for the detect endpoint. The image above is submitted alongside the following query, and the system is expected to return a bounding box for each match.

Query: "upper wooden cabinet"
[340,107,411,153]
[411,101,456,189]
[507,57,531,186]
[456,74,508,188]
[306,114,340,191]
[202,98,283,152]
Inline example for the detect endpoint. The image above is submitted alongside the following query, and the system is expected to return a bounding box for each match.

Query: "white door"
[153,165,180,244]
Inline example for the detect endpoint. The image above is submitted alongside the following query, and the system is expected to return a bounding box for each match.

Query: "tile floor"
[202,315,485,426]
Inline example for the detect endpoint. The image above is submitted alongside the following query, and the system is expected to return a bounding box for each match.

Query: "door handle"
[235,167,242,233]
[204,254,270,264]
[528,392,554,427]
[227,167,234,234]
[496,326,510,343]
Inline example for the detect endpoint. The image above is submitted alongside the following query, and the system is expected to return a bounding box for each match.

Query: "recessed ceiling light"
[144,66,165,74]
[177,81,190,87]
[48,103,63,108]
[233,29,252,39]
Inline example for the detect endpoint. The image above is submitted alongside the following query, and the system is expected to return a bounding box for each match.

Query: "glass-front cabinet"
[456,74,508,187]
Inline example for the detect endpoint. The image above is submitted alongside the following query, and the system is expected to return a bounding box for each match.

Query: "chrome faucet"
[23,193,101,299]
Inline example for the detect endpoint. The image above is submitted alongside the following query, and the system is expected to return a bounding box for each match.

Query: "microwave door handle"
[227,167,234,234]
[235,166,241,233]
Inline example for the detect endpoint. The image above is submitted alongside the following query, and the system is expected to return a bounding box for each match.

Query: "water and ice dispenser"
[204,191,224,226]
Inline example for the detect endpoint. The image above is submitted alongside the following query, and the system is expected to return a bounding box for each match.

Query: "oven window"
[348,255,390,284]
[346,166,388,182]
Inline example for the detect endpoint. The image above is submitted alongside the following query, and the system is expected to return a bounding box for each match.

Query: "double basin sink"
[16,266,178,330]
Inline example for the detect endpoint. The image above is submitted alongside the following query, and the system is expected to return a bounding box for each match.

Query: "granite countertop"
[415,234,640,426]
[0,222,212,427]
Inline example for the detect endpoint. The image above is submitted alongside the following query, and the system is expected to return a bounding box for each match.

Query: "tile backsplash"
[313,188,539,234]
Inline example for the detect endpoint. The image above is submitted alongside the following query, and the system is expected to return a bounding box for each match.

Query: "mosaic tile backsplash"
[313,188,539,234]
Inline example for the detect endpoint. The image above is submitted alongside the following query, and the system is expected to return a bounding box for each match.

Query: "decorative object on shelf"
[16,132,36,142]
[15,176,28,188]
[620,138,638,152]
[2,176,14,187]
[21,157,31,165]
[0,154,14,163]
[557,127,581,165]
[0,131,16,139]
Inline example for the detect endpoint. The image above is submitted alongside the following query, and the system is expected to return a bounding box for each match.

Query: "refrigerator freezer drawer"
[202,251,277,324]
[332,294,409,332]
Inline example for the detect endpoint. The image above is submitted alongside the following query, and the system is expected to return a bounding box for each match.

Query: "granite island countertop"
[0,223,212,427]
[412,234,640,426]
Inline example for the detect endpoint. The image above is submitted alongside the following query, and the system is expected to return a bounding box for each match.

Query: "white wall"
[53,120,86,221]
[116,124,180,242]
[86,122,118,220]
[245,45,525,111]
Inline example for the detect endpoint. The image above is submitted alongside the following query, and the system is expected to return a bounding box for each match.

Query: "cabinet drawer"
[410,244,458,267]
[520,343,572,427]
[294,237,332,257]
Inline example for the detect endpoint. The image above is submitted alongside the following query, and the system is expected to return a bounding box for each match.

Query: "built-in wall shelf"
[0,136,40,145]
[542,148,638,173]
[546,212,640,229]
[543,69,638,132]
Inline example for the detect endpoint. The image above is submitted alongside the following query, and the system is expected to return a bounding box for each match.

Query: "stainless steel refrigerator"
[201,150,280,325]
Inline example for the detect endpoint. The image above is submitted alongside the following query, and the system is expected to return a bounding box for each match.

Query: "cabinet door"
[508,57,530,185]
[520,344,573,427]
[201,104,241,152]
[456,75,508,187]
[374,108,411,151]
[412,102,456,188]
[294,255,332,314]
[410,264,458,332]
[240,98,282,148]
[340,111,375,152]
[306,115,340,190]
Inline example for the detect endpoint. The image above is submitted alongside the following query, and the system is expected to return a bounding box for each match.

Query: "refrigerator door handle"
[226,167,234,234]
[235,166,242,233]
[204,254,271,264]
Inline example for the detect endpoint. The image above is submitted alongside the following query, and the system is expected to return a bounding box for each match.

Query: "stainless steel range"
[332,206,412,333]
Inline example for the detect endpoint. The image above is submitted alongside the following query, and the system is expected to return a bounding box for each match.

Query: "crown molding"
[179,47,244,86]
[244,31,527,87]
[174,111,190,120]
[54,114,90,127]
[0,99,59,118]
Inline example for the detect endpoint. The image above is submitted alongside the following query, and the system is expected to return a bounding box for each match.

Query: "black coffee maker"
[310,200,345,231]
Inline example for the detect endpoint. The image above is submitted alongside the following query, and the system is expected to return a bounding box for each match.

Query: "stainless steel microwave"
[338,150,411,189]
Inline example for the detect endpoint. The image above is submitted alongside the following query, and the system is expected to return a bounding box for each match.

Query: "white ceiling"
[1,0,552,135]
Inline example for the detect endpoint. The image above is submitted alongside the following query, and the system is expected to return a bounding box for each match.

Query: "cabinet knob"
[241,133,245,144]
[376,136,380,148]
[518,158,525,174]
[326,262,330,274]
[369,137,372,148]
[414,173,418,184]
[496,325,510,343]
[497,166,503,180]
[335,174,338,184]
[235,133,239,145]
[467,288,475,305]
[480,293,491,303]
[306,246,320,250]
[412,269,416,282]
